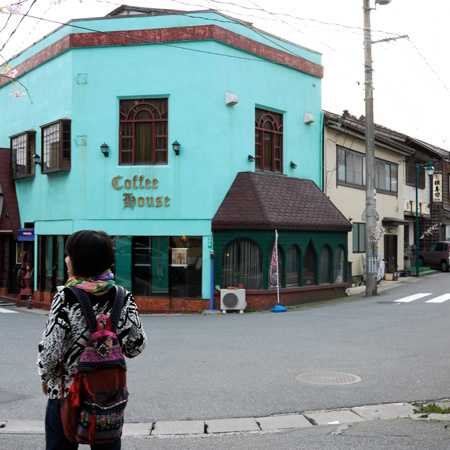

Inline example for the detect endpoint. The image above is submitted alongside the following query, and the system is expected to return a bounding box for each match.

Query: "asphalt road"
[1,273,450,448]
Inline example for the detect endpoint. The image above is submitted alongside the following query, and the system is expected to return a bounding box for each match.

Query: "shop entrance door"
[384,235,398,271]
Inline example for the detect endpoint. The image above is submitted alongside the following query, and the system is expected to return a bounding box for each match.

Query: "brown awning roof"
[212,172,352,232]
[0,148,21,239]
[382,217,410,226]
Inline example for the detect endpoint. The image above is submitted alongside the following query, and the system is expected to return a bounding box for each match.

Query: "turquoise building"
[0,6,350,311]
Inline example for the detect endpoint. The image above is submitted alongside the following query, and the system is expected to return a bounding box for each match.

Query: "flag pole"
[271,229,287,313]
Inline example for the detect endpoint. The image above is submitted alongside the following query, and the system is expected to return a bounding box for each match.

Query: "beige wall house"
[323,111,415,277]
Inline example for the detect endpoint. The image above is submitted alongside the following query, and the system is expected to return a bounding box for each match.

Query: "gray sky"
[1,0,448,150]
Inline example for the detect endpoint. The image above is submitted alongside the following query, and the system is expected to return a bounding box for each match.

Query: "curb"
[1,401,449,438]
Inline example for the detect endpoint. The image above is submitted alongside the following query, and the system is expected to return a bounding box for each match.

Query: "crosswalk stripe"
[425,294,450,303]
[0,307,18,314]
[394,293,432,303]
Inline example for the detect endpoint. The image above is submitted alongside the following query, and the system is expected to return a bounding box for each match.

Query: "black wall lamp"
[100,143,109,157]
[290,161,297,169]
[32,154,41,166]
[248,155,255,162]
[172,140,180,155]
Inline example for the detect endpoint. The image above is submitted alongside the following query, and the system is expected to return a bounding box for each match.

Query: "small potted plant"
[351,276,361,287]
[385,267,394,281]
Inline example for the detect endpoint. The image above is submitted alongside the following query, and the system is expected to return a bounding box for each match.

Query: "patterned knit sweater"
[37,287,147,399]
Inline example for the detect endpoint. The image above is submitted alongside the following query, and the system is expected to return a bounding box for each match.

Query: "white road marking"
[425,294,450,303]
[394,293,432,303]
[0,307,18,314]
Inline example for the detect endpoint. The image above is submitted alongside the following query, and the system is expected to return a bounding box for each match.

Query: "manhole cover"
[295,371,361,385]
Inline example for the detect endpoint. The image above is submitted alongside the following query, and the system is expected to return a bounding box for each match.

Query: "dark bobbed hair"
[65,230,114,277]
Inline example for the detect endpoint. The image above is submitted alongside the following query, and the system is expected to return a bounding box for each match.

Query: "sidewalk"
[1,401,449,438]
[345,272,431,297]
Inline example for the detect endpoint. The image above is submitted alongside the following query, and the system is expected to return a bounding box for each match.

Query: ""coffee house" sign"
[112,175,170,210]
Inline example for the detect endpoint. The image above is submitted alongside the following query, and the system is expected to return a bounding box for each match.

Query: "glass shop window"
[169,236,203,298]
[303,243,316,286]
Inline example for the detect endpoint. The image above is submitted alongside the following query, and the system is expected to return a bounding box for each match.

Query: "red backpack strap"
[96,314,112,331]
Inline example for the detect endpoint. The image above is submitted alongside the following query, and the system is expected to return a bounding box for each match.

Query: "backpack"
[61,285,128,445]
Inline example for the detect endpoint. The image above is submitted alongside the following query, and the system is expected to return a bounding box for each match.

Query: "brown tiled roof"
[0,148,21,239]
[212,172,352,232]
[324,110,415,156]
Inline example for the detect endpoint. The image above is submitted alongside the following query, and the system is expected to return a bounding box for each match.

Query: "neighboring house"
[0,149,23,298]
[323,110,450,277]
[403,140,450,254]
[0,6,351,311]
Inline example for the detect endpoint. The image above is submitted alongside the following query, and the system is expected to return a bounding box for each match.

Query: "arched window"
[319,246,331,285]
[255,108,283,173]
[303,243,316,286]
[222,239,262,289]
[334,246,345,283]
[119,98,168,165]
[286,245,300,286]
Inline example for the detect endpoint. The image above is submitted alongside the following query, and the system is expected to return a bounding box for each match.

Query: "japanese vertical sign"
[433,173,442,202]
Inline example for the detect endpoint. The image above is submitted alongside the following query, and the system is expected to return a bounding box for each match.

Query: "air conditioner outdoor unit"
[220,289,246,313]
[421,203,430,215]
[404,199,411,212]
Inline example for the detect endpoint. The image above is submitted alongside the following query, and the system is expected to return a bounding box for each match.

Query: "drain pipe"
[209,250,215,310]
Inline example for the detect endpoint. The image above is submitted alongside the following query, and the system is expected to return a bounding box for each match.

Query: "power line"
[406,37,450,95]
[13,0,57,56]
[0,0,38,53]
[1,10,298,68]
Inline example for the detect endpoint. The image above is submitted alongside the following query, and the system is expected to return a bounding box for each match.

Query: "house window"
[286,245,300,286]
[255,108,283,173]
[119,98,168,165]
[353,223,366,253]
[10,131,36,178]
[375,159,398,193]
[337,146,398,193]
[337,147,365,187]
[222,239,262,289]
[41,120,71,173]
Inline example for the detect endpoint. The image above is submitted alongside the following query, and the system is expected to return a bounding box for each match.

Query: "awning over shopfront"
[212,172,352,232]
[0,148,21,239]
[382,217,410,227]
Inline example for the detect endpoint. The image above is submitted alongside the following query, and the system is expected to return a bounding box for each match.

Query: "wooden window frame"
[119,98,168,166]
[40,119,71,174]
[255,108,283,174]
[10,130,36,179]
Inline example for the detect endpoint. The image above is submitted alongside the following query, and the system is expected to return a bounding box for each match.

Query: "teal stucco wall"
[0,11,323,299]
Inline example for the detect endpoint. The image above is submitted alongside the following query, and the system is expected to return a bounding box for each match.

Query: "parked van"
[419,241,450,272]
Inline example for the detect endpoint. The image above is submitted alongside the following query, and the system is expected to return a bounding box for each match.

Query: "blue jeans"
[45,399,121,450]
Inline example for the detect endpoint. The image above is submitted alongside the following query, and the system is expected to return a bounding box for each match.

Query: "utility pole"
[363,0,377,297]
